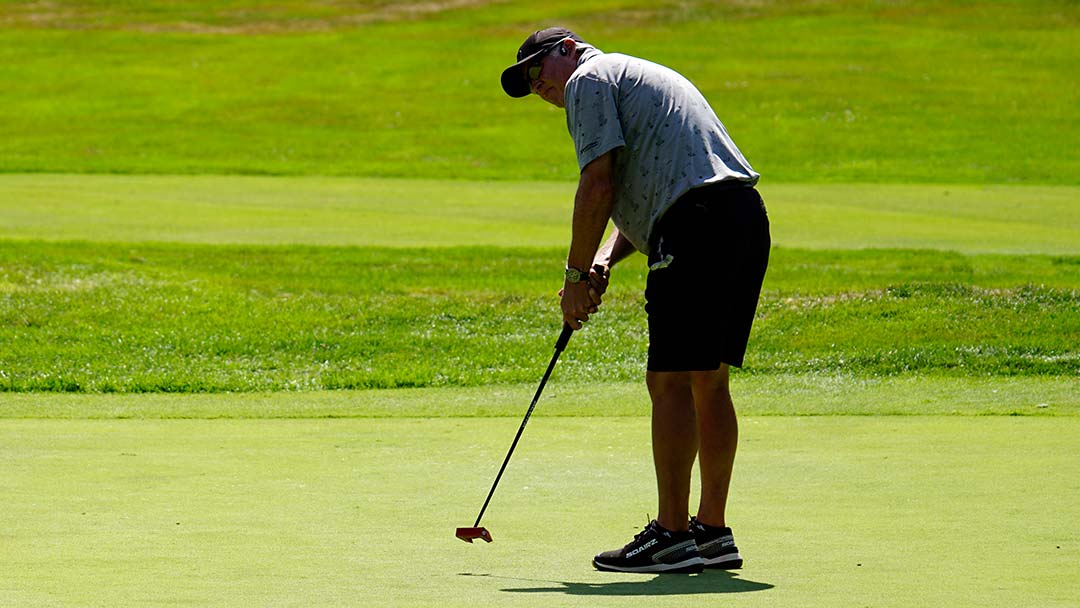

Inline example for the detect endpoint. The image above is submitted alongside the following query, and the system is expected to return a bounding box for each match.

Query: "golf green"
[2,416,1076,607]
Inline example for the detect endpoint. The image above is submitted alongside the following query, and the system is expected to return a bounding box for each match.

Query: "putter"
[456,323,575,543]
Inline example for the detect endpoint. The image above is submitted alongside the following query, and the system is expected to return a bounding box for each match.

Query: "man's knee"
[646,370,690,396]
[647,372,699,416]
[689,365,730,397]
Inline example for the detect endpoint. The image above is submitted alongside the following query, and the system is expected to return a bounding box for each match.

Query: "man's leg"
[690,364,737,527]
[646,370,699,532]
[592,369,705,573]
[647,366,738,530]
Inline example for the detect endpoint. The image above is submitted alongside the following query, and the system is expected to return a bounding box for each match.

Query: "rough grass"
[2,241,1078,392]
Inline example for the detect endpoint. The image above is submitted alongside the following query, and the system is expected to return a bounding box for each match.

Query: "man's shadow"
[460,570,773,596]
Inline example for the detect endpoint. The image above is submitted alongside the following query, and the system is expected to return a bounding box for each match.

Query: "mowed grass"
[1,1,1076,184]
[3,175,1080,253]
[1,376,1077,418]
[1,416,1078,607]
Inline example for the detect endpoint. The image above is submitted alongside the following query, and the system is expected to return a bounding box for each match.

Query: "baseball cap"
[500,27,583,98]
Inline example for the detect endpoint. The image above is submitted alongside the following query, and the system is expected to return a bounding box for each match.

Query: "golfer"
[501,28,770,573]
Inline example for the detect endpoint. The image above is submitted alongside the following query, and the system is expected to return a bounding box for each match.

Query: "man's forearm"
[567,152,616,272]
[567,187,612,271]
[594,229,636,270]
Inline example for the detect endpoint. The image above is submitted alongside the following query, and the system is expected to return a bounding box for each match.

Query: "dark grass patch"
[2,241,1078,392]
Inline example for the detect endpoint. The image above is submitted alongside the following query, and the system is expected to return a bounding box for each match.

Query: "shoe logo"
[626,538,658,558]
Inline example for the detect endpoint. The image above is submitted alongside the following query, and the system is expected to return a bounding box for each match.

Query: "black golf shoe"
[593,520,704,574]
[690,516,743,569]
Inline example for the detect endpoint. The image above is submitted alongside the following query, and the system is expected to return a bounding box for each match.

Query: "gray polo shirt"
[565,49,759,254]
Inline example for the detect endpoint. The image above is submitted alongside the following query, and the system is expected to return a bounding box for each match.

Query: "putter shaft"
[469,323,574,528]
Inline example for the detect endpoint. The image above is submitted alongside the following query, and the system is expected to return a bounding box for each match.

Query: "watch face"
[566,268,585,282]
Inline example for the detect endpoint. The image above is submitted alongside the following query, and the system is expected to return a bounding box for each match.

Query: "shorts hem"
[646,356,744,373]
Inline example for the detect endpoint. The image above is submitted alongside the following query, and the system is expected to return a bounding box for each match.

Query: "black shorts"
[645,183,770,371]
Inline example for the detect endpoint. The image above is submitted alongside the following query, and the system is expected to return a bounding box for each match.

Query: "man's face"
[529,41,573,108]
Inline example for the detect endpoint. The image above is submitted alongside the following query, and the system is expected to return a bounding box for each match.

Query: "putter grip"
[555,323,574,352]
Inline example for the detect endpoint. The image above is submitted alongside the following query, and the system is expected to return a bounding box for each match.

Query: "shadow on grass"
[459,570,773,596]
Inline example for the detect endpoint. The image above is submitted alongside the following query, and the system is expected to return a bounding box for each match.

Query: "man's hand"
[589,263,610,296]
[561,280,602,330]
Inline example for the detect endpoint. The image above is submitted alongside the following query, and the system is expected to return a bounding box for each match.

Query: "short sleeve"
[565,74,625,172]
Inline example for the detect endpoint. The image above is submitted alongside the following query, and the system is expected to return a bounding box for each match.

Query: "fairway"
[2,1,1076,184]
[2,415,1078,607]
[4,175,1079,253]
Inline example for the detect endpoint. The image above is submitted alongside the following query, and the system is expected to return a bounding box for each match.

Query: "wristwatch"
[564,266,589,283]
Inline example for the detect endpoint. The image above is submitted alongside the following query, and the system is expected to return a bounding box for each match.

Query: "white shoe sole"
[592,556,705,574]
[702,552,743,569]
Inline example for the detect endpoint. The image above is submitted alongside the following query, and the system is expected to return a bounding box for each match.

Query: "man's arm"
[562,150,616,329]
[589,228,636,296]
[594,229,636,270]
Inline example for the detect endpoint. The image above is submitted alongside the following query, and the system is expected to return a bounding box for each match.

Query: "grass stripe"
[1,376,1076,419]
[4,175,1079,253]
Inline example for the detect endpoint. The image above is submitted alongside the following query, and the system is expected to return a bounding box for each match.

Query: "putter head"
[456,527,493,543]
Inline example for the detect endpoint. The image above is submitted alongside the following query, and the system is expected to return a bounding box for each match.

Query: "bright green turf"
[1,416,1077,607]
[0,376,1076,418]
[1,1,1076,183]
[3,175,1080,253]
[0,175,576,248]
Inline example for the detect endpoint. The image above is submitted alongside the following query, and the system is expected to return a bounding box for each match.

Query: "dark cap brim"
[500,47,547,98]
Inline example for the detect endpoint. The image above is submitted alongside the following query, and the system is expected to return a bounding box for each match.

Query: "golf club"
[456,323,575,543]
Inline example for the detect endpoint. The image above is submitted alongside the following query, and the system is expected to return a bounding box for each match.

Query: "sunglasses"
[526,42,562,83]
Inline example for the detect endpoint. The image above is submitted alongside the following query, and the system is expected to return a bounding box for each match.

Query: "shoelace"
[631,517,660,543]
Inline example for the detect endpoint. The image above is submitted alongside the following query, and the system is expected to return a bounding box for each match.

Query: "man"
[501,28,770,574]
